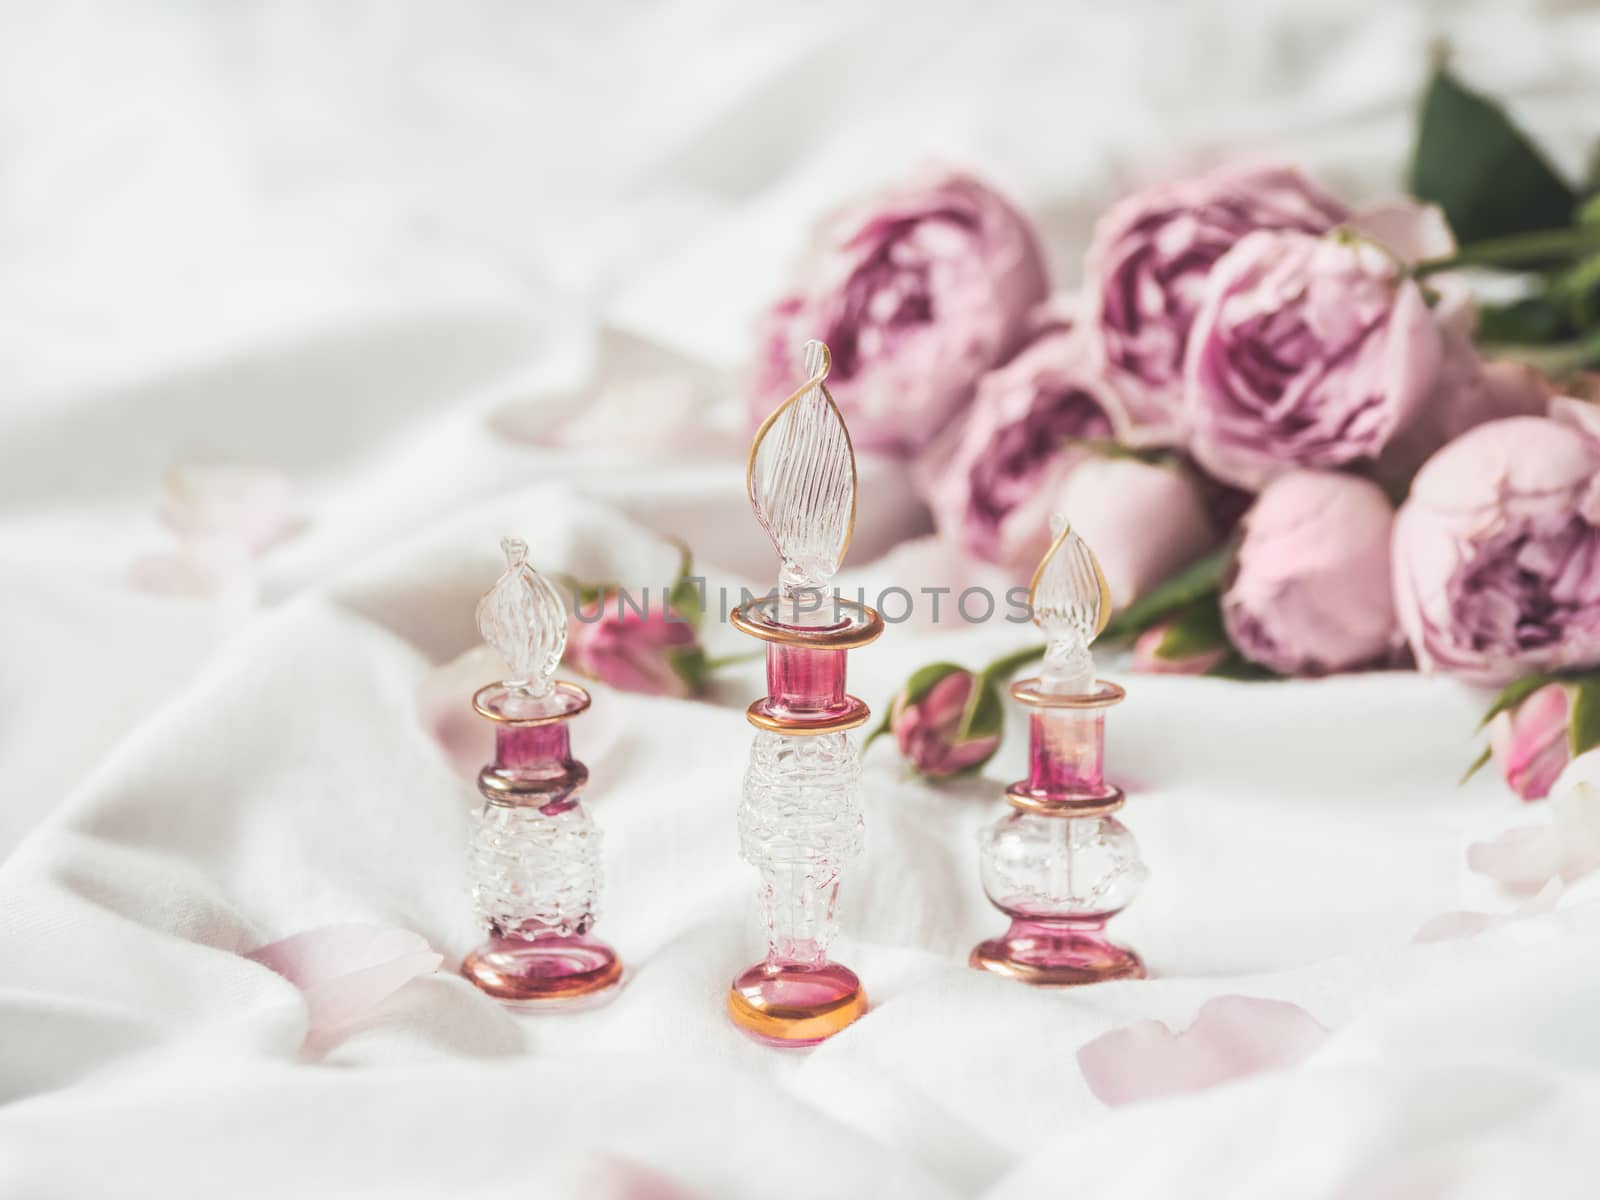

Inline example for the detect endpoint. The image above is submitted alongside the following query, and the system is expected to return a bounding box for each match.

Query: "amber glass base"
[461,934,623,1007]
[727,960,867,1047]
[970,919,1144,987]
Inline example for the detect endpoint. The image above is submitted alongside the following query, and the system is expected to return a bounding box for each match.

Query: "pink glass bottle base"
[726,961,867,1047]
[970,919,1144,987]
[461,934,623,1007]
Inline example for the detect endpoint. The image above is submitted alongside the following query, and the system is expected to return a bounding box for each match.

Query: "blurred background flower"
[1184,228,1444,491]
[750,172,1048,456]
[1083,164,1347,440]
[876,663,1003,780]
[917,300,1126,570]
[1487,682,1575,802]
[1392,415,1600,686]
[1221,471,1399,676]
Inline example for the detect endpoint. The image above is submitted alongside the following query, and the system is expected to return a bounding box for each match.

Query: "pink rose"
[1488,682,1574,802]
[886,665,1002,779]
[567,593,704,697]
[1132,621,1228,675]
[918,302,1129,570]
[751,172,1048,456]
[1222,471,1398,675]
[1084,165,1347,439]
[1184,229,1447,491]
[1392,416,1600,685]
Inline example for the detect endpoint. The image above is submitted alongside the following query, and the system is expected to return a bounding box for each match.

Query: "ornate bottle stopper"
[972,519,1149,985]
[727,339,884,1046]
[460,537,623,1005]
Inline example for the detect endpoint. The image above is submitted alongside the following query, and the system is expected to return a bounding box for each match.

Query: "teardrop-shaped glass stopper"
[747,339,857,604]
[1029,517,1112,693]
[476,536,567,699]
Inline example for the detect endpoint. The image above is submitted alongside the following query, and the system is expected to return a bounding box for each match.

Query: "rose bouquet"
[746,60,1600,789]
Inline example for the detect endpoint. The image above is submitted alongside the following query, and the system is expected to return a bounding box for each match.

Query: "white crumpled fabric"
[4,2,1600,1196]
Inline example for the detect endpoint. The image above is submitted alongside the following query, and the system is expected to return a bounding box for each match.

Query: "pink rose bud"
[1132,621,1228,675]
[1084,164,1347,440]
[887,664,1002,780]
[1393,416,1600,685]
[1488,682,1574,801]
[1055,455,1219,611]
[1184,229,1445,491]
[566,592,705,698]
[751,172,1048,456]
[1222,471,1398,675]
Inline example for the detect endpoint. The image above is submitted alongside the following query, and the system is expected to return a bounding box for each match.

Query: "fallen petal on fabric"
[1077,995,1330,1107]
[160,465,303,554]
[1467,753,1600,894]
[1413,879,1564,943]
[248,923,443,1034]
[128,537,258,602]
[558,1154,705,1200]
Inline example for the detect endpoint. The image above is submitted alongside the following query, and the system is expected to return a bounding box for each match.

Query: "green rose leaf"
[1153,595,1229,661]
[1409,61,1576,248]
[666,539,703,630]
[1101,544,1233,643]
[1206,653,1280,682]
[666,645,710,696]
[1476,672,1560,730]
[955,673,1005,743]
[1570,679,1600,758]
[1460,744,1493,786]
[1476,294,1574,346]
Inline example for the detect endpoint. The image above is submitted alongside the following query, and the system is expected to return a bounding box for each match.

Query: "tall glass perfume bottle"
[727,340,883,1047]
[972,520,1148,986]
[460,537,623,1005]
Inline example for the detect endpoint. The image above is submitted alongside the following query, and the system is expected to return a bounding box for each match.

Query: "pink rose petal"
[1412,879,1564,943]
[1550,394,1600,443]
[1077,995,1329,1107]
[160,465,302,555]
[248,923,442,1035]
[1467,753,1600,894]
[128,536,258,602]
[1345,199,1457,263]
[558,1155,703,1200]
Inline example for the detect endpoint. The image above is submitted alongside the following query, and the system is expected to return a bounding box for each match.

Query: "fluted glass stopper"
[1030,516,1112,694]
[747,339,856,612]
[476,536,567,700]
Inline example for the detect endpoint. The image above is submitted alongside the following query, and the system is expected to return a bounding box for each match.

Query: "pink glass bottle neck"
[1026,708,1106,796]
[765,644,850,719]
[495,722,573,771]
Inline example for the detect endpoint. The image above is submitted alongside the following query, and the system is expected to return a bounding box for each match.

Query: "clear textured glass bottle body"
[726,633,877,1045]
[459,685,622,1006]
[972,692,1146,985]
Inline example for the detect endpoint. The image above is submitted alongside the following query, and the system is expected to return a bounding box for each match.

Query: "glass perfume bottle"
[971,520,1148,985]
[727,339,883,1046]
[459,537,623,1005]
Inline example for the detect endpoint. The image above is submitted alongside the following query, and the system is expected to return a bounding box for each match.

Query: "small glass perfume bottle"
[727,339,883,1046]
[972,520,1148,986]
[459,537,623,1005]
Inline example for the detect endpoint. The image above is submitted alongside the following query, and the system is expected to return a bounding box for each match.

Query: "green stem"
[701,650,764,671]
[1414,226,1600,276]
[981,642,1046,682]
[1480,332,1600,375]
